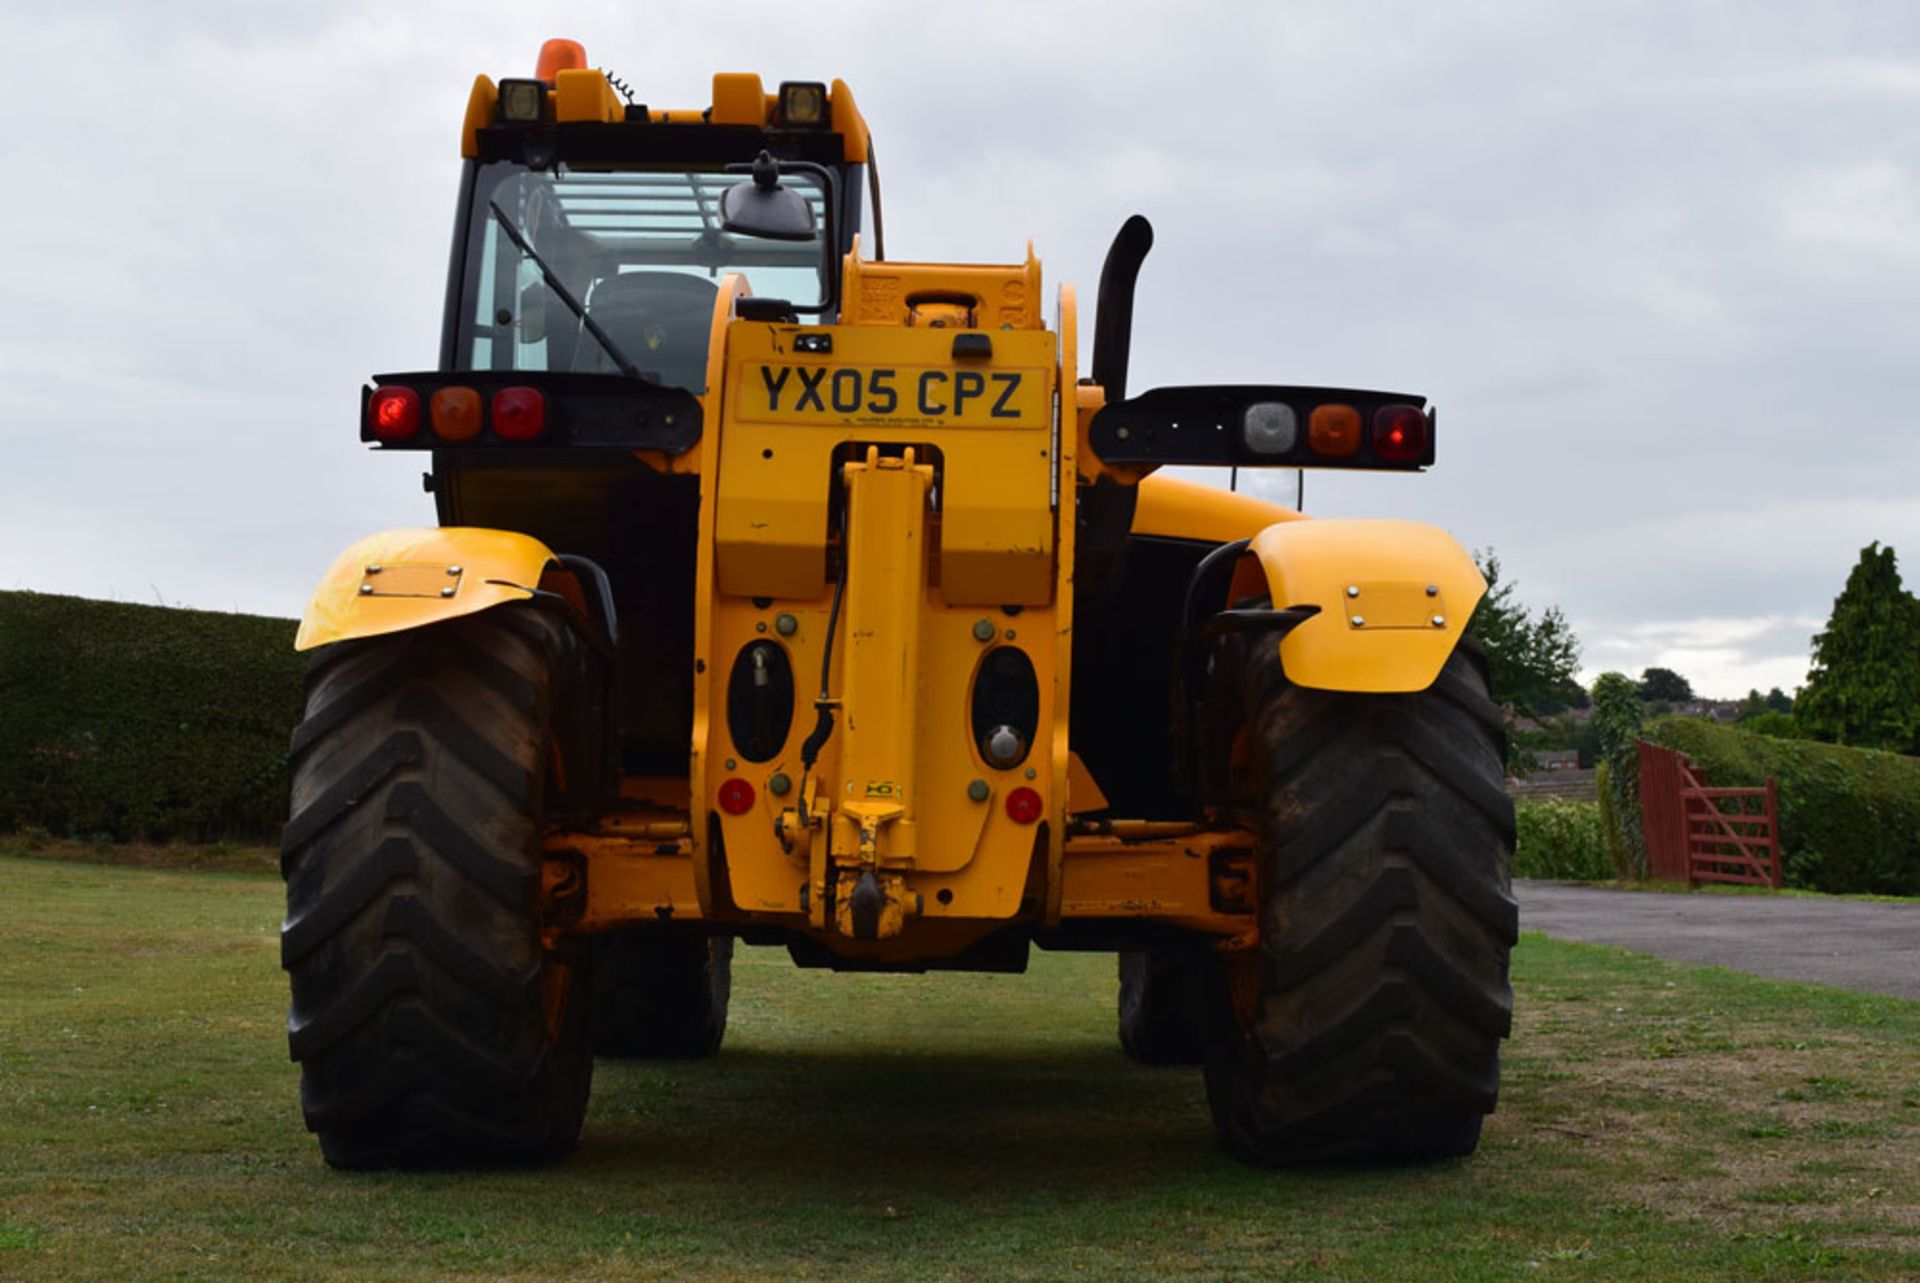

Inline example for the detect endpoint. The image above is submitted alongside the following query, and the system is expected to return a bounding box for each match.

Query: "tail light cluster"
[1297,402,1428,462]
[366,383,547,445]
[1088,386,1437,470]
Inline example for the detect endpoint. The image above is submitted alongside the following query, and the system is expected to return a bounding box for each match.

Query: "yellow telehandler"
[283,39,1514,1168]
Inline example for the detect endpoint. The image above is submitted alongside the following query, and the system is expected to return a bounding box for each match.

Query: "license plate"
[737,363,1047,428]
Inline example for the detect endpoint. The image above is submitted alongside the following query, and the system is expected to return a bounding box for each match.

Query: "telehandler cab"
[284,39,1515,1169]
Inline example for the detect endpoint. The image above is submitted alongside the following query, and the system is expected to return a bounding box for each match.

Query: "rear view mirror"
[720,151,818,242]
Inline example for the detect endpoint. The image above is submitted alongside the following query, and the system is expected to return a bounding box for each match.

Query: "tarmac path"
[1515,880,1920,1001]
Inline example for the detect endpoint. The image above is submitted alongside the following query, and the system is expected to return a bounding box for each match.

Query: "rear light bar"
[1088,385,1435,470]
[367,381,545,445]
[359,372,703,452]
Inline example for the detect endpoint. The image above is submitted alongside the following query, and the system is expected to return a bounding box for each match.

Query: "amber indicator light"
[1307,404,1361,457]
[430,387,483,442]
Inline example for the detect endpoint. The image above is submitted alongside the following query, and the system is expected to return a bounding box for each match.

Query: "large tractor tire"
[1202,638,1517,1165]
[280,605,598,1169]
[1116,949,1206,1065]
[592,928,733,1058]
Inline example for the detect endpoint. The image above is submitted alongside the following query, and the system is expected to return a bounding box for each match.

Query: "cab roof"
[460,39,871,165]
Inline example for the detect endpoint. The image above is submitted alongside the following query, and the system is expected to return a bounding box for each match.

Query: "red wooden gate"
[1636,741,1783,887]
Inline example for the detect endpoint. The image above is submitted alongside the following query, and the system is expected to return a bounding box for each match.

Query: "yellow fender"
[1247,519,1485,693]
[295,527,563,652]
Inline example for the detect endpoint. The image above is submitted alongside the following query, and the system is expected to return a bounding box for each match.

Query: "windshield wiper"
[487,200,644,380]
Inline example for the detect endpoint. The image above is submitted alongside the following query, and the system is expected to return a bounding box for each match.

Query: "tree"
[1590,672,1646,879]
[1795,542,1920,753]
[1636,667,1694,703]
[1740,710,1801,740]
[1468,551,1584,718]
[1736,687,1794,722]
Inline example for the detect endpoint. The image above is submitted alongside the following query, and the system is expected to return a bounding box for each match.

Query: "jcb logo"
[752,364,1027,423]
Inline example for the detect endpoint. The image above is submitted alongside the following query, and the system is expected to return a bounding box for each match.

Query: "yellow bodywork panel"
[829,79,870,162]
[715,324,1057,604]
[695,269,1068,940]
[710,73,768,125]
[842,242,1044,330]
[1247,519,1484,693]
[294,527,558,652]
[460,76,498,159]
[553,68,623,123]
[1132,473,1306,544]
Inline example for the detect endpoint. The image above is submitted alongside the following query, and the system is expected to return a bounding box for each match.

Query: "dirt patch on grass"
[1510,980,1920,1246]
[0,835,277,874]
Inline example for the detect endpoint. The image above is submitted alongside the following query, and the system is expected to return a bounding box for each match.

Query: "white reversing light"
[1242,402,1297,454]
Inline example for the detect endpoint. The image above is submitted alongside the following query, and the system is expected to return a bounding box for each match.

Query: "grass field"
[2,854,1918,1281]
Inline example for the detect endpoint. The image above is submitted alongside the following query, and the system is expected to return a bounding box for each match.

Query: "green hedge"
[1647,716,1920,896]
[0,591,302,843]
[1513,799,1612,881]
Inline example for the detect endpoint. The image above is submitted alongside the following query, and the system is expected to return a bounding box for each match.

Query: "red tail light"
[369,386,420,441]
[492,387,547,440]
[717,778,756,816]
[1005,786,1043,825]
[1371,405,1427,462]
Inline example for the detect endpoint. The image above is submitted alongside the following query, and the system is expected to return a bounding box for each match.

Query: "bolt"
[664,414,677,426]
[967,779,990,802]
[447,565,462,576]
[769,772,791,797]
[1025,767,1037,780]
[440,586,455,598]
[725,758,737,771]
[1431,614,1447,628]
[1004,629,1016,640]
[1116,426,1131,440]
[366,564,382,574]
[1351,615,1366,628]
[1425,584,1438,596]
[1345,585,1360,598]
[359,583,374,595]
[756,621,768,633]
[972,619,995,642]
[775,613,799,636]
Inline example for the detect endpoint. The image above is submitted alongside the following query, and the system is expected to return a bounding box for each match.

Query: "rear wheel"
[280,605,597,1169]
[592,928,733,1058]
[1201,638,1517,1165]
[1116,949,1206,1065]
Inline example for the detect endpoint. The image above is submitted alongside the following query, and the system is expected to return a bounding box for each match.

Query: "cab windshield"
[458,162,831,390]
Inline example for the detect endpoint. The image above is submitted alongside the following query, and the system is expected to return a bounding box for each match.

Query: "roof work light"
[778,81,828,126]
[497,78,548,123]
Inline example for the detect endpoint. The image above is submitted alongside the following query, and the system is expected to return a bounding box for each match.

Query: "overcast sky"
[4,1,1917,697]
